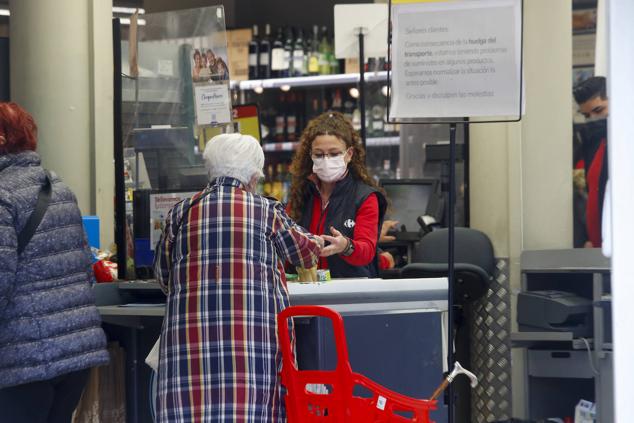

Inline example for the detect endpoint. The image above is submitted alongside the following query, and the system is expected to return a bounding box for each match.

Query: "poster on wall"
[389,0,522,119]
[193,83,232,126]
[191,47,230,82]
[149,192,197,250]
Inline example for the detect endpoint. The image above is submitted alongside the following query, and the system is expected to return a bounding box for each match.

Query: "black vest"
[299,174,387,278]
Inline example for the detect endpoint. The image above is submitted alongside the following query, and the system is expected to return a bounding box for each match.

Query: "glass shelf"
[231,71,388,91]
[262,136,399,152]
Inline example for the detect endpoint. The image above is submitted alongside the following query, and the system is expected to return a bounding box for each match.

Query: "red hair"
[0,102,38,154]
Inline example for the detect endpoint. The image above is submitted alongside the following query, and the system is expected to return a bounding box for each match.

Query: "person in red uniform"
[287,111,388,278]
[573,76,609,248]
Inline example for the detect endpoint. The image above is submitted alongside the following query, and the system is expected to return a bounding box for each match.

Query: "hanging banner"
[390,0,522,119]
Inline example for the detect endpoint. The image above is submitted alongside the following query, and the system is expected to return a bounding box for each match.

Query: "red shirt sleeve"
[341,193,379,267]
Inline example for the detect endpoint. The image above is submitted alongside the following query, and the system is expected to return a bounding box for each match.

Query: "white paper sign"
[334,4,388,59]
[194,83,232,126]
[390,0,522,119]
[150,192,197,250]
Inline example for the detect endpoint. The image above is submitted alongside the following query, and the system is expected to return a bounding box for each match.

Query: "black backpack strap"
[17,170,53,255]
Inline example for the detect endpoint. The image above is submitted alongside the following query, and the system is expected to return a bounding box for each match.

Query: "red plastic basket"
[277,305,437,422]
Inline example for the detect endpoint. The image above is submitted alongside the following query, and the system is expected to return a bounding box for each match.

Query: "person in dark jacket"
[0,102,109,422]
[287,111,387,278]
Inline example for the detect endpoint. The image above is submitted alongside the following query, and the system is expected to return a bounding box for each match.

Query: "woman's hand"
[379,220,399,242]
[320,226,350,257]
[314,235,326,250]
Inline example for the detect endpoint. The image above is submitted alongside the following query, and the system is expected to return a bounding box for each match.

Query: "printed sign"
[150,192,197,250]
[390,0,522,119]
[194,83,232,126]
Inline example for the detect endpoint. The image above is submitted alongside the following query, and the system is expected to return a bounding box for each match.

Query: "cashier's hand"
[313,235,326,250]
[379,220,399,242]
[320,226,349,257]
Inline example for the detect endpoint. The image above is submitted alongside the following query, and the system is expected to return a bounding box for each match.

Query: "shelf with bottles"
[262,136,399,153]
[251,83,399,146]
[233,23,389,91]
[259,161,292,204]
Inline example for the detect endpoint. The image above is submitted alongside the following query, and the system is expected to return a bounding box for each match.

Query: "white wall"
[9,0,114,248]
[469,0,572,417]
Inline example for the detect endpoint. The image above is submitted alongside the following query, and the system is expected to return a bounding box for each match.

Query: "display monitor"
[380,179,439,232]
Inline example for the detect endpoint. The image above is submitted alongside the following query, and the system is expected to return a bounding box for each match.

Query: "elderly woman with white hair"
[153,133,323,422]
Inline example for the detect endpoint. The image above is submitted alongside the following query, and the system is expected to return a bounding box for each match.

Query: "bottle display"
[270,27,286,78]
[247,25,342,80]
[259,24,272,79]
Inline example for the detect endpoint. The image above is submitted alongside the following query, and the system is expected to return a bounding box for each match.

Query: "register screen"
[382,181,434,232]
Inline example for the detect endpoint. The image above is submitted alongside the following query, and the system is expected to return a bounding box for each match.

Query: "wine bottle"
[270,27,285,78]
[286,92,298,142]
[292,28,306,77]
[259,24,272,79]
[248,25,259,80]
[318,26,331,75]
[283,27,294,77]
[308,25,320,76]
[274,93,286,143]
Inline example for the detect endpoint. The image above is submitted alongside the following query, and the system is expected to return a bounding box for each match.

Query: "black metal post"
[358,30,366,150]
[447,122,457,423]
[113,19,127,280]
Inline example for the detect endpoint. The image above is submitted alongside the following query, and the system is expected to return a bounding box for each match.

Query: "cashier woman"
[288,111,388,278]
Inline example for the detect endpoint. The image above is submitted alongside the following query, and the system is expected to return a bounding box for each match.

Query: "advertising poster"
[150,192,197,249]
[193,83,232,126]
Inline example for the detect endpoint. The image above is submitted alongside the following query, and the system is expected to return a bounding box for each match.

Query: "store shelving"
[262,136,399,152]
[231,71,388,90]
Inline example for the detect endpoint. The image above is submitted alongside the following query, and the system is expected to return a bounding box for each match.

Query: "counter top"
[96,277,448,317]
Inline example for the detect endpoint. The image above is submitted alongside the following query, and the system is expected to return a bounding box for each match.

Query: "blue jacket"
[0,151,109,388]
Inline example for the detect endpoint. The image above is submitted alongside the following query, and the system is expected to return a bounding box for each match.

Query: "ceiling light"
[119,17,146,26]
[280,85,291,92]
[0,9,10,16]
[349,87,360,99]
[253,86,264,94]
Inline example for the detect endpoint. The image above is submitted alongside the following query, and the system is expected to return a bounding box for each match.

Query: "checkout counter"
[95,277,449,423]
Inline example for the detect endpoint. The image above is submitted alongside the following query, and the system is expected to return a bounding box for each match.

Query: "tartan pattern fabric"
[154,177,321,423]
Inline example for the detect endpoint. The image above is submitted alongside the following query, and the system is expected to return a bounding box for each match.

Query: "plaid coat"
[154,177,321,422]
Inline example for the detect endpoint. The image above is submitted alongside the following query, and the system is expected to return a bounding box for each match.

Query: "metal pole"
[447,122,457,423]
[113,18,127,280]
[358,30,367,150]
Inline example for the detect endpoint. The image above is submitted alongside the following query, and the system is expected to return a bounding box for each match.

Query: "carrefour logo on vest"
[344,219,355,229]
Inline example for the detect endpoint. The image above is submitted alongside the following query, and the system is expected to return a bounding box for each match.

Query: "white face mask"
[312,154,348,183]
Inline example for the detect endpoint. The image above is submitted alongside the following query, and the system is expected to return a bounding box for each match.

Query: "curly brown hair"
[288,111,383,221]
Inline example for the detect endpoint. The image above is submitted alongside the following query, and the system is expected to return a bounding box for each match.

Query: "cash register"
[517,290,593,338]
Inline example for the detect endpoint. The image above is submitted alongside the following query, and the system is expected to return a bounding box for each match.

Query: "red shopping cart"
[277,305,437,422]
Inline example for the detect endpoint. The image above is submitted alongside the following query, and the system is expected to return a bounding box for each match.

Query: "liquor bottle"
[329,31,340,74]
[275,163,288,203]
[331,89,343,112]
[308,25,320,76]
[371,104,385,137]
[378,159,395,181]
[271,163,284,201]
[286,92,298,142]
[352,107,362,132]
[283,27,294,77]
[343,91,355,123]
[296,91,306,135]
[274,93,286,143]
[248,24,259,80]
[292,28,306,77]
[270,27,286,78]
[259,23,272,79]
[263,164,274,196]
[318,26,331,75]
[383,109,396,136]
